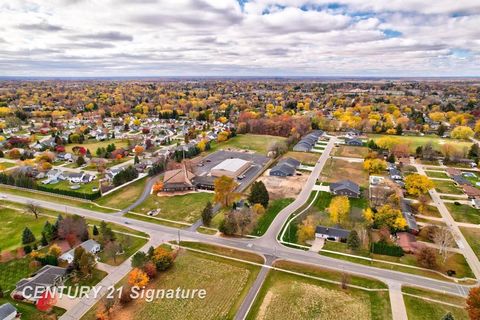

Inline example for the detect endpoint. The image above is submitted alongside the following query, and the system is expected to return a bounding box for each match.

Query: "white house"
[59,239,101,264]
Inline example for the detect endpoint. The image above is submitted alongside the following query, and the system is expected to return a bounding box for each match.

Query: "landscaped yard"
[367,134,472,154]
[425,170,449,179]
[63,268,108,297]
[402,286,468,320]
[132,192,213,223]
[446,203,480,224]
[0,297,65,320]
[251,198,294,236]
[0,257,37,291]
[96,234,147,266]
[434,180,463,195]
[333,145,369,158]
[94,176,147,209]
[282,151,319,165]
[321,158,369,187]
[39,179,99,197]
[209,134,287,155]
[64,138,129,153]
[247,260,391,320]
[83,249,260,320]
[0,206,55,251]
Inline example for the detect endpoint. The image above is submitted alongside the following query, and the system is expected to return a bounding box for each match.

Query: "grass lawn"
[367,134,472,154]
[434,180,463,195]
[39,179,99,197]
[209,134,287,155]
[0,297,65,320]
[282,151,319,165]
[132,192,213,223]
[94,176,147,209]
[425,170,449,179]
[251,198,294,236]
[460,227,480,260]
[321,158,369,187]
[0,257,37,291]
[96,234,147,266]
[402,287,467,320]
[0,161,16,169]
[83,249,260,320]
[333,145,370,158]
[64,138,129,153]
[446,203,480,224]
[179,241,264,263]
[0,206,55,251]
[247,260,391,320]
[63,269,108,297]
[0,185,116,213]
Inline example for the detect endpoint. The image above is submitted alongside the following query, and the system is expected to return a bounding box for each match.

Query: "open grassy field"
[39,179,99,196]
[0,257,37,291]
[0,206,55,251]
[209,134,287,155]
[94,176,147,209]
[460,227,480,260]
[132,192,213,223]
[425,170,449,179]
[434,180,464,195]
[402,287,467,320]
[247,260,390,320]
[64,138,129,153]
[251,198,294,236]
[446,203,480,224]
[0,161,16,169]
[83,249,260,320]
[282,151,319,165]
[333,145,370,158]
[320,158,369,187]
[367,134,472,153]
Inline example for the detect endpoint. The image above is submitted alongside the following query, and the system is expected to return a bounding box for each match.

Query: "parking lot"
[193,150,270,191]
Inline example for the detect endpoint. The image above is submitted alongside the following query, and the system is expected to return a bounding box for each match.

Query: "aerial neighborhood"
[0,79,480,320]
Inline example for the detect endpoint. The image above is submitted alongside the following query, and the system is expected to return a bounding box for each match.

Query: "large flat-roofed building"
[210,158,251,178]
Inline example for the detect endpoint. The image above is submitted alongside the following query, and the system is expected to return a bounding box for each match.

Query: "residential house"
[471,198,480,209]
[315,226,350,242]
[345,138,363,146]
[42,169,65,184]
[330,180,361,198]
[12,265,67,303]
[451,174,472,187]
[463,185,480,199]
[292,130,324,152]
[269,157,301,177]
[67,172,95,184]
[0,303,17,320]
[162,166,196,192]
[389,168,403,181]
[59,239,101,264]
[400,199,419,234]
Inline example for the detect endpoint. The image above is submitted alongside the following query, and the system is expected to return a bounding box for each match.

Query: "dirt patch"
[258,171,309,199]
[282,151,320,165]
[333,146,369,158]
[320,158,369,187]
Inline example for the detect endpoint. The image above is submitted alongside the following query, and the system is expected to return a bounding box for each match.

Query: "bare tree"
[25,201,41,219]
[433,227,455,263]
[341,271,349,290]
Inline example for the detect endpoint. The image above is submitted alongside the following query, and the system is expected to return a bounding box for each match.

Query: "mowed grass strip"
[446,203,480,224]
[425,170,449,179]
[460,227,480,260]
[95,176,148,209]
[252,198,294,236]
[209,134,287,155]
[434,180,464,195]
[402,287,468,320]
[367,134,472,154]
[247,260,390,320]
[133,192,213,223]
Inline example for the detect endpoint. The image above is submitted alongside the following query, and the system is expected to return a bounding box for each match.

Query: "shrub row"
[370,241,404,257]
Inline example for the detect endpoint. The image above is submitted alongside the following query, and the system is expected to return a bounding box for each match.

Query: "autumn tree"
[296,216,316,244]
[466,287,480,320]
[152,246,174,271]
[214,176,239,208]
[372,205,407,231]
[451,126,474,140]
[416,246,437,269]
[405,174,434,197]
[363,158,387,174]
[328,196,350,225]
[128,268,149,287]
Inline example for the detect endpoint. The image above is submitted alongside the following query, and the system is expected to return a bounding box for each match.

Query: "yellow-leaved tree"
[328,196,350,224]
[363,158,387,174]
[451,126,474,140]
[128,268,149,287]
[296,216,317,244]
[214,176,239,208]
[405,174,434,197]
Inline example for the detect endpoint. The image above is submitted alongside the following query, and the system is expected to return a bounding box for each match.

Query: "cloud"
[17,22,64,32]
[68,31,133,41]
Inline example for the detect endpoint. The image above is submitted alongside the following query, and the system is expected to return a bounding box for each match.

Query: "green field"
[251,198,294,236]
[446,203,480,224]
[402,287,467,320]
[0,257,37,291]
[39,179,99,196]
[132,192,213,223]
[460,227,480,260]
[94,176,147,209]
[247,260,390,320]
[434,180,464,195]
[63,269,108,297]
[65,138,129,153]
[425,170,449,179]
[367,134,472,153]
[209,134,287,155]
[0,206,55,251]
[0,161,16,169]
[83,249,260,320]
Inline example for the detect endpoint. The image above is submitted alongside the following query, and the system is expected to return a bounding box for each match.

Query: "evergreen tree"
[395,124,403,135]
[201,202,213,226]
[92,225,99,236]
[248,181,269,208]
[347,230,360,250]
[22,227,36,244]
[387,153,396,163]
[134,155,140,164]
[40,232,48,246]
[441,312,454,320]
[42,221,55,242]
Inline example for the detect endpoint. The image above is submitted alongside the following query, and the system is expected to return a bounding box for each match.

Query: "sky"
[0,0,479,77]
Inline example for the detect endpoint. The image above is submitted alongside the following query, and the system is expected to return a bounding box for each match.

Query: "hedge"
[36,184,101,200]
[370,241,404,257]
